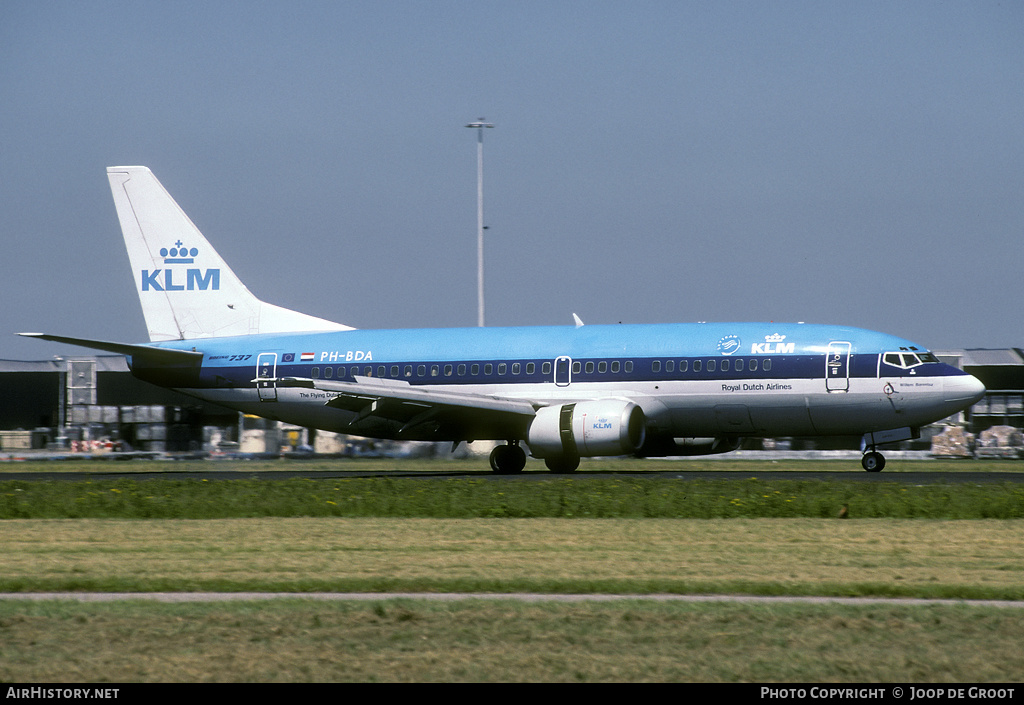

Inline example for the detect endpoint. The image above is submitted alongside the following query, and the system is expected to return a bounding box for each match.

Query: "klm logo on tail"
[141,240,220,291]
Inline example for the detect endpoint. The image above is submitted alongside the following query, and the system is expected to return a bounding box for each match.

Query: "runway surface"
[1,467,1022,484]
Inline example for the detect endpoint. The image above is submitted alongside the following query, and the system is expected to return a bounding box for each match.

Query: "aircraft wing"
[277,376,539,440]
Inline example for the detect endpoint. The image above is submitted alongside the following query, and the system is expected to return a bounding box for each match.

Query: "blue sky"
[2,1,1022,360]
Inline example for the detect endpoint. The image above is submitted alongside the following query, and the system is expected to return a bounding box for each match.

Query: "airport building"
[1,349,1022,457]
[0,356,238,454]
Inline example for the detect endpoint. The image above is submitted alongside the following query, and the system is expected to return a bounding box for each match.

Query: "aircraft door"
[554,356,572,387]
[825,342,851,392]
[256,353,278,401]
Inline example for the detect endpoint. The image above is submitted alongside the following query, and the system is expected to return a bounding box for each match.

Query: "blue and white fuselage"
[137,321,983,460]
[22,167,985,473]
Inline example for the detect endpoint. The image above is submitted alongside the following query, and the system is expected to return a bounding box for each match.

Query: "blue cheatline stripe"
[184,352,961,391]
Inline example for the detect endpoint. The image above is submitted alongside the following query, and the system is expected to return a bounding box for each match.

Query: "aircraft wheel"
[489,444,526,474]
[544,455,580,473]
[861,451,885,472]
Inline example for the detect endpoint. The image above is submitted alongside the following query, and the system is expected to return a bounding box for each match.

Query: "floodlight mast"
[465,119,494,327]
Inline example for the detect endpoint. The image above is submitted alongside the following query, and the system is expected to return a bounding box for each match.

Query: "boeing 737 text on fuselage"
[21,167,986,473]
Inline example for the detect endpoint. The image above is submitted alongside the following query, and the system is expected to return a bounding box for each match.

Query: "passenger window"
[572,361,581,374]
[611,361,620,373]
[734,359,744,372]
[526,362,535,374]
[625,361,633,373]
[444,364,453,376]
[390,365,399,377]
[680,360,688,372]
[665,360,674,372]
[377,366,386,377]
[585,361,594,373]
[471,364,480,375]
[430,365,439,377]
[498,363,506,375]
[652,360,661,373]
[749,359,757,371]
[458,364,466,376]
[324,366,333,379]
[598,361,607,373]
[312,367,320,379]
[364,366,372,376]
[764,359,772,371]
[707,360,716,372]
[693,360,702,372]
[484,363,493,375]
[721,359,729,372]
[512,363,520,375]
[417,365,426,376]
[542,362,551,375]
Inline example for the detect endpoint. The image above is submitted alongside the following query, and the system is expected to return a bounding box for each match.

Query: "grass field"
[2,457,1023,682]
[3,517,1024,598]
[3,598,1023,682]
[3,458,1024,520]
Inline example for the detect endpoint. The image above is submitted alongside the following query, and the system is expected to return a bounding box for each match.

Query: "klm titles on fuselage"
[720,334,797,356]
[141,242,220,292]
[749,334,795,355]
[750,341,795,354]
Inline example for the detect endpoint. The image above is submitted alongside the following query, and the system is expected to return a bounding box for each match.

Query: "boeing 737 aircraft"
[22,166,986,473]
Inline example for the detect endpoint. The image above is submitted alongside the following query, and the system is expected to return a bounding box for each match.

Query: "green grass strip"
[3,476,1024,519]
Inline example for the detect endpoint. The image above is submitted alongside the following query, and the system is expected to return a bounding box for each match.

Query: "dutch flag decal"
[300,352,315,361]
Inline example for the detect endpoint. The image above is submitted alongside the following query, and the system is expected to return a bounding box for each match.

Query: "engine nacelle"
[528,399,646,459]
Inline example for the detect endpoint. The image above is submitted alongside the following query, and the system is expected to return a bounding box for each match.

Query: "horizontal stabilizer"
[18,333,203,364]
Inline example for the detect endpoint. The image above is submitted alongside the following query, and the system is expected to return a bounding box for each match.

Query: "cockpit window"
[883,351,939,369]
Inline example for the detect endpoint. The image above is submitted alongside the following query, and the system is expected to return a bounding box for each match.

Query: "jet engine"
[528,399,646,459]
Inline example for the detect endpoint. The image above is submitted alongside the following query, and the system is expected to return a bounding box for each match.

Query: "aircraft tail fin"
[106,166,353,342]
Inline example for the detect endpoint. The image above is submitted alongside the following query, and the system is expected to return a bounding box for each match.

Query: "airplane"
[21,166,986,473]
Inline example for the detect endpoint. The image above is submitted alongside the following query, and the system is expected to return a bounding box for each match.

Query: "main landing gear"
[861,450,886,472]
[489,442,527,474]
[488,442,581,474]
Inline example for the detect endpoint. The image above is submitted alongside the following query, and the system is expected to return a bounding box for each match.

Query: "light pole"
[465,118,493,327]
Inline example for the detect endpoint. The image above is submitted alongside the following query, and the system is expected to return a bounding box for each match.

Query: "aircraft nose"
[944,372,986,407]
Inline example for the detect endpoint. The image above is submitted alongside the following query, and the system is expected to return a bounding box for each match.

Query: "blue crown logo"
[159,240,198,264]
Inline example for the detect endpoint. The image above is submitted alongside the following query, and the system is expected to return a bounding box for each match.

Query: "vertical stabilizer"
[106,166,352,341]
